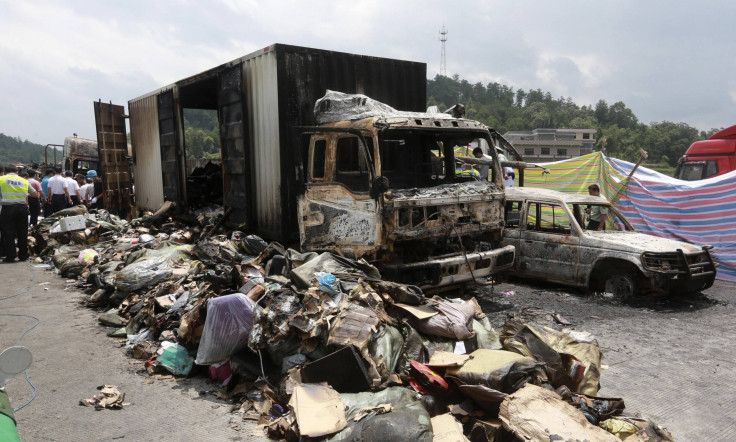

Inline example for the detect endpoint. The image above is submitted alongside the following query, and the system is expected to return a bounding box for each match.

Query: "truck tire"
[604,273,637,299]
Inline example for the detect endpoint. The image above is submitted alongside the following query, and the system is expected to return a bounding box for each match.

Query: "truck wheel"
[604,273,637,299]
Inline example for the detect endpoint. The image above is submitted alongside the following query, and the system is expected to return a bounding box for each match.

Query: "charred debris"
[30,200,673,441]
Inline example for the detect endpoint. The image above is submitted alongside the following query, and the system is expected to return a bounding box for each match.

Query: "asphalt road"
[2,260,733,441]
[478,277,736,441]
[0,262,267,442]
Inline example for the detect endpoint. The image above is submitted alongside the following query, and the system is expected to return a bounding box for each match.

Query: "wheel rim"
[605,274,635,298]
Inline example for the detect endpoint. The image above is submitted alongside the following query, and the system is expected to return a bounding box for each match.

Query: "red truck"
[674,124,736,180]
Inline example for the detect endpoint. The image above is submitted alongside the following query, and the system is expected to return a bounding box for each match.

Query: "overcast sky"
[1,0,735,144]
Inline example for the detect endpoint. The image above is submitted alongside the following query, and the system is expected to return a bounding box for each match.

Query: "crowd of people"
[0,165,103,263]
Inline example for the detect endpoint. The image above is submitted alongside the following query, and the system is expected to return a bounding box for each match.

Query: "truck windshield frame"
[377,127,499,190]
[674,160,718,181]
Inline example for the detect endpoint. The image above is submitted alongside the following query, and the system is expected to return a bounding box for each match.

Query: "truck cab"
[298,92,515,291]
[674,124,736,180]
[63,136,99,176]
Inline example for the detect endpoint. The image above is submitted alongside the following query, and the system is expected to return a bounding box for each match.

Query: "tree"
[426,74,706,165]
[594,100,609,125]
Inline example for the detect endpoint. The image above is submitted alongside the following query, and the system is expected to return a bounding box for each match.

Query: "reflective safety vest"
[455,167,480,178]
[0,175,29,205]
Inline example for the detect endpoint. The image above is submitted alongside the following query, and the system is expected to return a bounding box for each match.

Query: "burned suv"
[501,187,716,297]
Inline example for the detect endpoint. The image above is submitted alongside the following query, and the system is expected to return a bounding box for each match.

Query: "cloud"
[2,0,736,144]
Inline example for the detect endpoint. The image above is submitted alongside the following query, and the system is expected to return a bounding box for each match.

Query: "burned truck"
[104,44,513,290]
[298,92,514,288]
[62,136,99,176]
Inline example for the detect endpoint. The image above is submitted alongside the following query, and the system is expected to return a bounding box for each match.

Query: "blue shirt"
[41,176,49,198]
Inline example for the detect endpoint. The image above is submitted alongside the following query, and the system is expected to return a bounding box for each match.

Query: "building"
[503,128,596,163]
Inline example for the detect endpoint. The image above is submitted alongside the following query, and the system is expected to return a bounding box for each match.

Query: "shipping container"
[120,43,426,241]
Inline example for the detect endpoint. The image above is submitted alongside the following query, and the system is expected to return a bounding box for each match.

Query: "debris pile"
[36,204,674,441]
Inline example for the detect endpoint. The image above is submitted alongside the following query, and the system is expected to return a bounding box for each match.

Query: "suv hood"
[584,231,703,254]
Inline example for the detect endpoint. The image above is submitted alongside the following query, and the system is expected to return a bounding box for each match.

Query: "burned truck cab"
[298,91,515,291]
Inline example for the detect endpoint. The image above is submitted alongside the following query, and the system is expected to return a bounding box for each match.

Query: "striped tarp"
[522,152,736,282]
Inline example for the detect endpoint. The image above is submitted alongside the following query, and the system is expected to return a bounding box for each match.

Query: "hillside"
[428,74,721,166]
[0,133,50,166]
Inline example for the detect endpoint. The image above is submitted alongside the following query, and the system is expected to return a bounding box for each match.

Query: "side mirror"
[370,176,390,199]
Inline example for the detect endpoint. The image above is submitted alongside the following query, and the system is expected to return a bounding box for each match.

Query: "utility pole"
[439,25,448,77]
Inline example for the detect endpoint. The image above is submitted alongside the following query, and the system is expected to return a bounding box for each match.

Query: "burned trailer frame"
[297,115,515,290]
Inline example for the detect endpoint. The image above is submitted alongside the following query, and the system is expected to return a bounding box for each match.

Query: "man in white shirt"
[65,171,82,205]
[47,167,72,213]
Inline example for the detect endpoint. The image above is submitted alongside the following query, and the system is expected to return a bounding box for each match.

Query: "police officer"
[0,166,37,262]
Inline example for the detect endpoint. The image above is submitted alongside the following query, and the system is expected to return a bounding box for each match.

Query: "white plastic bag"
[195,293,258,365]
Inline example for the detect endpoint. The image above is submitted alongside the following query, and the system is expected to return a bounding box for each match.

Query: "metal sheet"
[129,95,164,211]
[218,63,250,225]
[93,101,132,216]
[242,50,281,238]
[157,90,184,206]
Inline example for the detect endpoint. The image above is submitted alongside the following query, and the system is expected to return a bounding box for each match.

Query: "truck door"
[298,133,381,259]
[93,101,132,217]
[518,201,579,283]
[157,90,185,208]
[217,63,250,226]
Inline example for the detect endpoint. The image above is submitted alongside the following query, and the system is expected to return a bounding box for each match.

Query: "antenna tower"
[439,25,448,77]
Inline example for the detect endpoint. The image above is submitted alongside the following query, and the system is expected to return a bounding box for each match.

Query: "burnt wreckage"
[103,45,513,291]
[298,91,515,289]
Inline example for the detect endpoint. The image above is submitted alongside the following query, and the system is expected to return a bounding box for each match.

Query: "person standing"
[26,170,44,226]
[0,167,37,262]
[41,169,53,217]
[504,170,515,187]
[495,147,514,186]
[65,171,82,205]
[79,177,94,207]
[48,166,72,213]
[472,147,491,181]
[75,174,87,205]
[585,184,609,231]
[87,170,104,210]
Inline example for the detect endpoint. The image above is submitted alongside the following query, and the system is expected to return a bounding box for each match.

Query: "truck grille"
[642,250,715,277]
[642,252,685,272]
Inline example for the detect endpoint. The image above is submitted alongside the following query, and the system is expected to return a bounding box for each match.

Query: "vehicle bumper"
[381,245,515,290]
[649,269,716,294]
[643,248,717,294]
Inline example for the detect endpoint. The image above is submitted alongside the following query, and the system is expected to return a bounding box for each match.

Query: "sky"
[1,0,735,144]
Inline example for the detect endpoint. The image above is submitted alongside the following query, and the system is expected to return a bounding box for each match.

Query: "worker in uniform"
[0,167,37,262]
[455,162,480,179]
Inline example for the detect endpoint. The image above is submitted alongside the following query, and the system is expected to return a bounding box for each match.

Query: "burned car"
[501,187,716,297]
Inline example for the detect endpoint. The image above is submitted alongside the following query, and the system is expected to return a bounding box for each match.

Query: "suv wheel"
[604,274,637,299]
